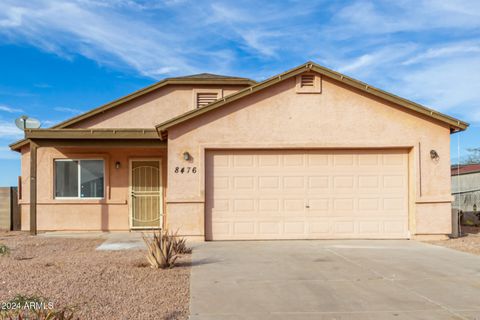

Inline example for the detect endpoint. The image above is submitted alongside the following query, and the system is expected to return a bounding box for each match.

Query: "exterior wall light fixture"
[183,152,191,161]
[430,150,439,161]
[115,161,121,169]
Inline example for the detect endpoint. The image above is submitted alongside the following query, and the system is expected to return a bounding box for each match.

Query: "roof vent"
[196,92,218,108]
[296,73,321,93]
[300,74,315,87]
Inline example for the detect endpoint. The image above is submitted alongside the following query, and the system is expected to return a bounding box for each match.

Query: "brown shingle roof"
[168,73,253,81]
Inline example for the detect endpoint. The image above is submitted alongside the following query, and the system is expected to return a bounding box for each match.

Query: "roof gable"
[155,62,468,136]
[53,74,256,129]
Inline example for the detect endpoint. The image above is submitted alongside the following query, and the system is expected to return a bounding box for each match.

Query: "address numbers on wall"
[174,167,197,174]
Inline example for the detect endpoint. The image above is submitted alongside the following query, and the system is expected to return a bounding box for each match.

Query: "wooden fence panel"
[0,187,10,230]
[11,187,20,231]
[0,187,20,231]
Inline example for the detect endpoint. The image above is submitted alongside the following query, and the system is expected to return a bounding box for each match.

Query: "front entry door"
[130,159,163,229]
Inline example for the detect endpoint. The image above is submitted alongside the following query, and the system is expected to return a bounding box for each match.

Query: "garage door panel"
[308,220,331,234]
[284,154,304,166]
[358,198,380,211]
[358,221,381,234]
[333,154,355,166]
[335,221,355,233]
[308,176,329,189]
[233,154,254,167]
[258,221,281,234]
[206,149,408,240]
[259,176,280,189]
[284,221,305,234]
[283,199,304,212]
[384,220,408,233]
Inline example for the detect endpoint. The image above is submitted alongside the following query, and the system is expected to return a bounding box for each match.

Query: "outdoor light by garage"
[183,152,191,161]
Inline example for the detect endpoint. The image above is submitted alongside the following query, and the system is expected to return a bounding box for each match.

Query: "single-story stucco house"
[10,62,468,240]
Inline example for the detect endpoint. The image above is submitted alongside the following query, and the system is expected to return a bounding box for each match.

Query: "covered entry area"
[18,128,165,233]
[205,149,409,240]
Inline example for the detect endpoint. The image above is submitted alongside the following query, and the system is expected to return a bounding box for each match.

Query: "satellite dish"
[15,115,41,130]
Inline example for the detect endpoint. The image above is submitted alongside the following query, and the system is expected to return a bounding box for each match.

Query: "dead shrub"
[142,230,178,269]
[170,232,192,255]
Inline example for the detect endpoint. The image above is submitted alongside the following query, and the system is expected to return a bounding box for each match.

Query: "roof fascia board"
[156,65,310,133]
[52,78,255,129]
[25,128,160,140]
[155,62,468,133]
[310,65,468,130]
[9,138,28,151]
[34,139,166,148]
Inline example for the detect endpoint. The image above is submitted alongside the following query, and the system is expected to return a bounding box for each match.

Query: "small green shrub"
[143,230,179,269]
[0,244,9,256]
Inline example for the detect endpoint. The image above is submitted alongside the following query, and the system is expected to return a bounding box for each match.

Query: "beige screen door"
[130,159,163,228]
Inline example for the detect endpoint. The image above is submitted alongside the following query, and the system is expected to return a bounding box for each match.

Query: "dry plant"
[0,295,78,320]
[142,230,178,269]
[170,230,192,255]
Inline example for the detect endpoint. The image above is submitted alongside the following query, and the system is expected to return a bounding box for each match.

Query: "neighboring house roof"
[155,61,469,135]
[451,164,480,176]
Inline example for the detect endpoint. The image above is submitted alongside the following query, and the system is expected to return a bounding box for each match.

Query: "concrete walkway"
[39,231,146,251]
[189,240,480,320]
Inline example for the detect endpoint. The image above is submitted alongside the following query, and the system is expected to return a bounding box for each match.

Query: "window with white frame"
[55,159,104,199]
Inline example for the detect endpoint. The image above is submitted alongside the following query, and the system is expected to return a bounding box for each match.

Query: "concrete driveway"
[189,240,480,320]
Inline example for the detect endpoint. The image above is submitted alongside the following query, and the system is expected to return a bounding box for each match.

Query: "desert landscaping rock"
[0,232,190,320]
[427,227,480,256]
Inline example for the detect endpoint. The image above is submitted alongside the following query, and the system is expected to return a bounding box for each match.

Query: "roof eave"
[155,62,469,133]
[52,78,256,129]
[25,128,160,140]
[9,138,28,152]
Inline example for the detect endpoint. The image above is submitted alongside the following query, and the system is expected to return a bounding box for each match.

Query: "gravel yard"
[0,232,190,320]
[427,227,480,256]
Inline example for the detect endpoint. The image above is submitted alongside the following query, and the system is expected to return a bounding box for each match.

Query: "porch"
[16,129,166,233]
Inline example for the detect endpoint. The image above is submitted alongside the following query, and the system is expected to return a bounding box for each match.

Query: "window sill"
[19,200,127,205]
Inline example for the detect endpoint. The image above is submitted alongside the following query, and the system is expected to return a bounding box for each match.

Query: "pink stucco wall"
[71,85,246,128]
[165,74,453,238]
[18,73,455,237]
[19,83,247,231]
[20,147,166,231]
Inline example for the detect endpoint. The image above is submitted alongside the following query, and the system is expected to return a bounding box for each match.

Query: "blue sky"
[0,0,479,186]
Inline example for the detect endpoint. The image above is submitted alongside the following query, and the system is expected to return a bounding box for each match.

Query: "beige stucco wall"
[19,147,166,231]
[70,85,246,129]
[166,73,453,238]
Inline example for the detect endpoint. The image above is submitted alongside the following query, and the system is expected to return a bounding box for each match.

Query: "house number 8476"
[174,167,197,174]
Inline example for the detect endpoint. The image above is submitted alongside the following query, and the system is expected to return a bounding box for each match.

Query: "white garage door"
[205,149,409,240]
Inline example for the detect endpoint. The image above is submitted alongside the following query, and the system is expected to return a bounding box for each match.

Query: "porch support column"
[29,140,38,235]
